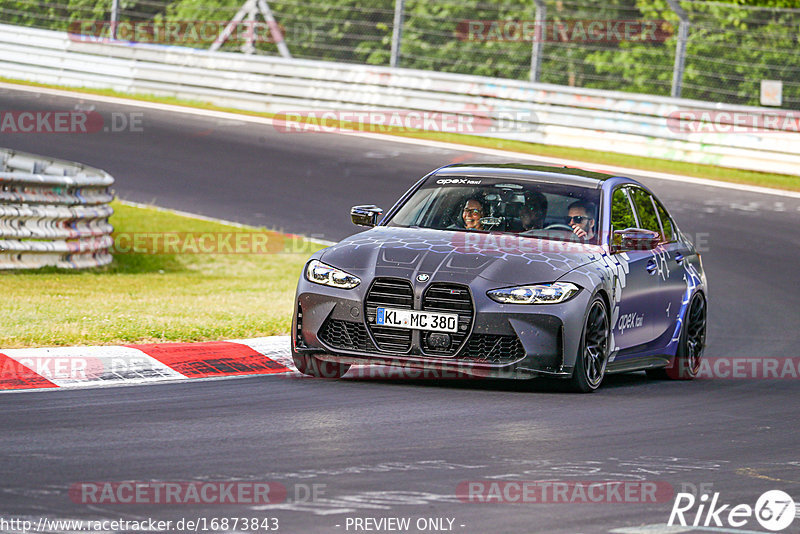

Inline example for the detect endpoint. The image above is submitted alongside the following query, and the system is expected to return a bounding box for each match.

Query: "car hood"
[320,227,602,286]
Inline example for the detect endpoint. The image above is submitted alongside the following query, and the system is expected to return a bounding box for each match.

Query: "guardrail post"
[390,0,405,68]
[666,0,689,99]
[110,0,119,40]
[530,0,546,83]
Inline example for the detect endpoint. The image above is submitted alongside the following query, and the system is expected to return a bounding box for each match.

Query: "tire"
[292,352,351,378]
[568,295,610,393]
[655,292,706,380]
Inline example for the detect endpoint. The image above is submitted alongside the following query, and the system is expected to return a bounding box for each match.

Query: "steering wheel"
[544,223,575,232]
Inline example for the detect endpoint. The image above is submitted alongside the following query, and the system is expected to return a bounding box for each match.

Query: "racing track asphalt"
[1,87,799,533]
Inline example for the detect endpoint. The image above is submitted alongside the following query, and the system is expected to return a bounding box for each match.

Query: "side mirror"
[351,205,384,227]
[612,228,660,253]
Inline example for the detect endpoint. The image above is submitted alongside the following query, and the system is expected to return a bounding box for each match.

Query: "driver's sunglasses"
[463,208,484,216]
[566,215,589,224]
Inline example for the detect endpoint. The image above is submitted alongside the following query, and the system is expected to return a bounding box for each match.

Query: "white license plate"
[376,307,458,333]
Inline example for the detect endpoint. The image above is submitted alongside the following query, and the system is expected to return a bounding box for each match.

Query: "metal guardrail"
[0,23,798,177]
[0,148,115,270]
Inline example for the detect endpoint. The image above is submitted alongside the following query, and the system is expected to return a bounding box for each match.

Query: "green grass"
[3,76,798,192]
[0,201,323,348]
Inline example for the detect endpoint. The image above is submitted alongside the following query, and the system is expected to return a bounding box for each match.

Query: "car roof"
[432,163,620,188]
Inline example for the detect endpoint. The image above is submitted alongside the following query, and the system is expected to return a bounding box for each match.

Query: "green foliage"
[398,0,535,79]
[587,0,800,104]
[628,187,661,233]
[0,0,71,29]
[162,0,239,21]
[0,0,171,29]
[3,0,797,107]
[611,188,637,233]
[165,0,394,62]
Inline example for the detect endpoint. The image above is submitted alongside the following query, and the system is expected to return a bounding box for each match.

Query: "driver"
[567,200,596,240]
[460,198,485,230]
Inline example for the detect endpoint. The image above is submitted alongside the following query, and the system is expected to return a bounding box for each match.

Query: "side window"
[611,188,637,232]
[629,187,661,234]
[611,188,637,248]
[653,198,675,242]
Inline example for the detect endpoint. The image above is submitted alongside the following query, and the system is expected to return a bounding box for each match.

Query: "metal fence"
[0,0,796,109]
[0,148,115,270]
[1,23,797,177]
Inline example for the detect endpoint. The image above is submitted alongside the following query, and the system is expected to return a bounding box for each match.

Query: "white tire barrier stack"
[0,148,115,269]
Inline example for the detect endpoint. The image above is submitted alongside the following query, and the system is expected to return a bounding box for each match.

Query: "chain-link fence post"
[666,0,689,99]
[390,0,405,68]
[110,0,119,39]
[529,0,546,83]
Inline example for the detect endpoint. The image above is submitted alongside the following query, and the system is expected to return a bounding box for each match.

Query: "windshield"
[386,176,602,244]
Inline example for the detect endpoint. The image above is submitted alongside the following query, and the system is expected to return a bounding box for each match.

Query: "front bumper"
[293,278,591,379]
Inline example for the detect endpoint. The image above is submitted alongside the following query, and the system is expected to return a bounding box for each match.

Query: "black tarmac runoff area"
[1,86,799,534]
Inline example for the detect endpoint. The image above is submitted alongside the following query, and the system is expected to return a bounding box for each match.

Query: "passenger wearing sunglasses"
[566,200,596,240]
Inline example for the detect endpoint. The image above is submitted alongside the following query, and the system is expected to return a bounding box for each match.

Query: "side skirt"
[606,355,671,374]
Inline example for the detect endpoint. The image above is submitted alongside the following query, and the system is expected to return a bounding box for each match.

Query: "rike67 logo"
[669,490,796,531]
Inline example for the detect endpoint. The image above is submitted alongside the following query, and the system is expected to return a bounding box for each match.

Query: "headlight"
[305,259,361,289]
[487,282,580,304]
